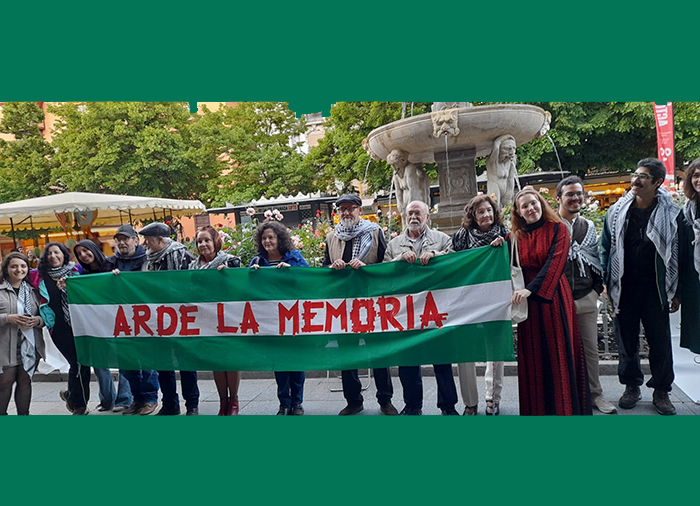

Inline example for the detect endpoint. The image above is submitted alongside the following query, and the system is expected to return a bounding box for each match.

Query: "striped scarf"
[333,219,380,261]
[48,262,78,324]
[683,199,700,285]
[16,281,39,376]
[606,188,679,314]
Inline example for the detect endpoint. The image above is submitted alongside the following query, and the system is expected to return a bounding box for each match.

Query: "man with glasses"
[322,194,398,416]
[556,176,616,414]
[601,158,680,415]
[107,224,159,415]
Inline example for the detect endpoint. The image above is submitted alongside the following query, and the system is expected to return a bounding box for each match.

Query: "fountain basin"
[367,104,550,163]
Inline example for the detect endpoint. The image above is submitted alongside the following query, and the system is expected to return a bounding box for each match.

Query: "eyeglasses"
[114,236,135,242]
[338,206,360,214]
[563,192,584,198]
[630,172,654,181]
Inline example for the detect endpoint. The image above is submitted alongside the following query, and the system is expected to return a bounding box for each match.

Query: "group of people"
[1,156,698,416]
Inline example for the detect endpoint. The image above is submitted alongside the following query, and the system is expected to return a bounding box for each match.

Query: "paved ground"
[11,366,700,415]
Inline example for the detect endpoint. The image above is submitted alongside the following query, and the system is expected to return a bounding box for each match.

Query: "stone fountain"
[364,102,551,233]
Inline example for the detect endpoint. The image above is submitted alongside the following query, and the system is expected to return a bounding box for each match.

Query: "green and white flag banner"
[67,246,516,371]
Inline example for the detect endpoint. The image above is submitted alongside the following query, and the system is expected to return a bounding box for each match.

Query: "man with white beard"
[322,194,398,416]
[384,200,459,415]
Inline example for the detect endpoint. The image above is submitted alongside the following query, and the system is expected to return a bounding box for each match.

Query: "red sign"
[653,102,675,190]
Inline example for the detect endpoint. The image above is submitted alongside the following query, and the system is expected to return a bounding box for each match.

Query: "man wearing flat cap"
[108,224,159,416]
[140,222,200,415]
[322,194,398,416]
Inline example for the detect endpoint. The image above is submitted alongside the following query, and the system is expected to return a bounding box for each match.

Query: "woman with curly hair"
[190,226,243,415]
[29,242,89,415]
[452,195,509,415]
[250,220,309,415]
[507,188,590,415]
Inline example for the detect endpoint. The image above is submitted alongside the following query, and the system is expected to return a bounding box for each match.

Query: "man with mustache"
[322,194,398,416]
[601,158,680,415]
[384,200,459,415]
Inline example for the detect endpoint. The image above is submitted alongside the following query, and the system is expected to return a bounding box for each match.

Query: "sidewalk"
[14,367,700,415]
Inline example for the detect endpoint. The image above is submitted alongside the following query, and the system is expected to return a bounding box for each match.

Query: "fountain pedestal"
[432,148,477,233]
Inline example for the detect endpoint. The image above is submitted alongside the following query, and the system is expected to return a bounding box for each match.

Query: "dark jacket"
[250,249,309,267]
[106,245,147,272]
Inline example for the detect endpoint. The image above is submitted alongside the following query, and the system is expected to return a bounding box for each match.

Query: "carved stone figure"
[362,137,380,161]
[387,148,431,221]
[537,111,552,138]
[430,102,473,112]
[486,134,518,207]
[431,110,460,138]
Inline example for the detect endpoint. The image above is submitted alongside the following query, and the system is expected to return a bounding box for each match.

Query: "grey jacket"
[0,281,45,368]
[384,227,453,262]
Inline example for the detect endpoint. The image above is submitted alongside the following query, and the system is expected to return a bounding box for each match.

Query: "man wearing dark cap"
[140,222,200,415]
[322,194,398,416]
[108,224,159,416]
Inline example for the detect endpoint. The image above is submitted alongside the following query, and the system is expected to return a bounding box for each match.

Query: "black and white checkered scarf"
[606,188,679,314]
[333,219,380,261]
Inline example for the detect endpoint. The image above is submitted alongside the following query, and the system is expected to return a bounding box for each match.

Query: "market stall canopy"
[0,192,206,232]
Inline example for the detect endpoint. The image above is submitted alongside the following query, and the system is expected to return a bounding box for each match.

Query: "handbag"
[510,238,528,324]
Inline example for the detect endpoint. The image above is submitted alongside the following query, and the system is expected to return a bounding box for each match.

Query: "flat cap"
[139,222,172,237]
[335,194,362,207]
[114,224,138,238]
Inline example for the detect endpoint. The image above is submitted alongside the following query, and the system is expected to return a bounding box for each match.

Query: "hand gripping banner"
[67,246,516,371]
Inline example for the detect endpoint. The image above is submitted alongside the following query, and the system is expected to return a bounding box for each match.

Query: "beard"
[340,217,356,227]
[407,220,424,233]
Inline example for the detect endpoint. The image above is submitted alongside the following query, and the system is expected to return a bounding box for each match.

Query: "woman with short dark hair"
[0,253,45,415]
[250,221,309,415]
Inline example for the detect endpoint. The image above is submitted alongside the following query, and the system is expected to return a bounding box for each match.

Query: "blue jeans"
[157,371,199,410]
[122,370,159,405]
[275,371,305,407]
[94,369,134,409]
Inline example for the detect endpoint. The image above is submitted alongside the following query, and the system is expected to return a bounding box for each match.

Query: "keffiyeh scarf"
[16,281,39,376]
[189,251,233,270]
[334,219,380,261]
[147,241,190,271]
[683,199,700,285]
[48,262,77,324]
[452,224,508,251]
[567,217,603,278]
[607,188,679,314]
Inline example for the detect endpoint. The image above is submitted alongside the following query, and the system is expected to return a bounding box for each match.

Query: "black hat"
[335,194,362,207]
[114,224,138,239]
[139,222,172,237]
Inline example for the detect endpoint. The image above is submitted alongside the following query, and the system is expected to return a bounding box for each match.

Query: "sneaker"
[441,407,460,416]
[186,407,199,416]
[289,404,304,416]
[277,406,291,415]
[72,406,89,416]
[113,405,129,413]
[463,405,478,416]
[379,402,399,416]
[139,403,158,416]
[399,406,422,416]
[97,404,113,412]
[593,395,617,414]
[122,403,143,415]
[338,403,364,416]
[618,386,641,409]
[652,390,676,416]
[59,389,73,413]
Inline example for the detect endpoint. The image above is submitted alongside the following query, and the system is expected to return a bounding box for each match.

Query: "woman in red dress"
[510,188,591,415]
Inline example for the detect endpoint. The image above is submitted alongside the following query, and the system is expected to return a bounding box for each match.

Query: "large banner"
[653,102,675,190]
[67,246,516,371]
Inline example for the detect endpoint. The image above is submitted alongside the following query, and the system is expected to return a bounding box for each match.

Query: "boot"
[217,398,227,416]
[226,396,239,416]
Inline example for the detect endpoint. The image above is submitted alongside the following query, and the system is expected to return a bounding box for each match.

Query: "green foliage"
[48,102,229,200]
[204,102,316,207]
[303,102,435,194]
[0,102,54,201]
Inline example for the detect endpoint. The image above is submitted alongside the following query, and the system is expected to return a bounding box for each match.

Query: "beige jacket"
[0,282,45,368]
[384,227,453,262]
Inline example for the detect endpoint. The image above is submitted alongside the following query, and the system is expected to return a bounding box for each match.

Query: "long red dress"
[513,220,591,415]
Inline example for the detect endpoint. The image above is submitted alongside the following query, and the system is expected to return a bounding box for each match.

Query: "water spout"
[545,134,564,177]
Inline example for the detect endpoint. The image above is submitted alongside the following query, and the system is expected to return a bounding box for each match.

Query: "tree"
[204,102,315,206]
[49,101,233,200]
[0,102,54,201]
[303,102,434,195]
